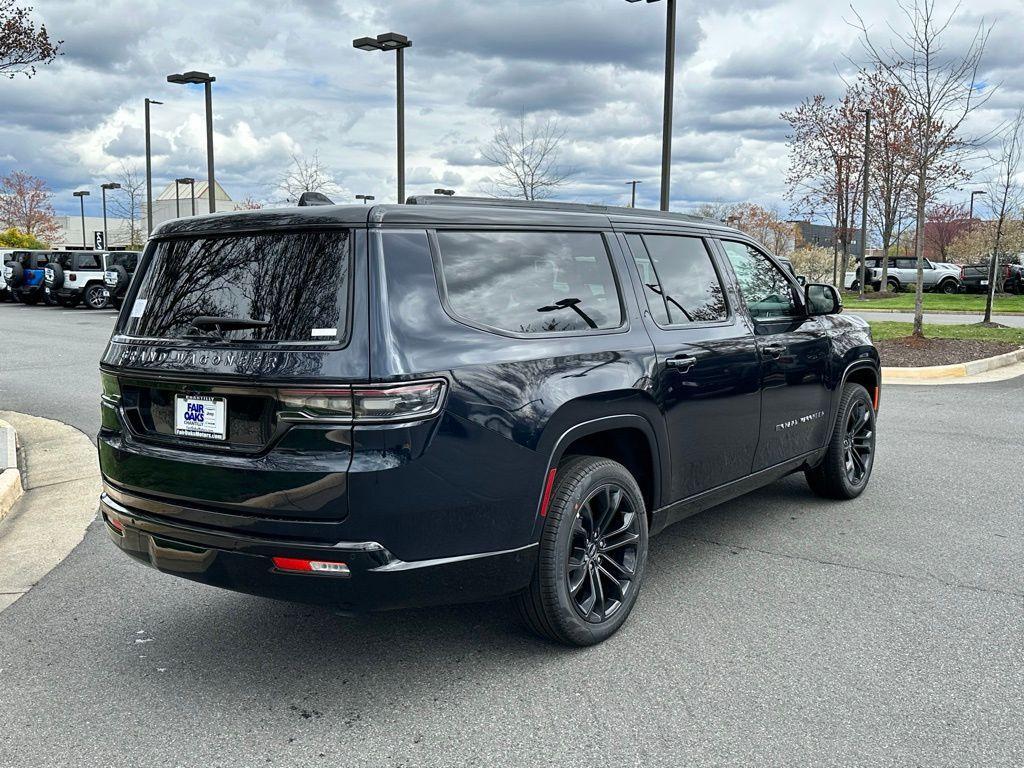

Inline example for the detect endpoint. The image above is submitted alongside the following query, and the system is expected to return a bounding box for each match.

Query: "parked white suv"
[847,256,960,293]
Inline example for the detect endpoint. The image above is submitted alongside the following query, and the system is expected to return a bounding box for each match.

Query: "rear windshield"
[122,230,351,344]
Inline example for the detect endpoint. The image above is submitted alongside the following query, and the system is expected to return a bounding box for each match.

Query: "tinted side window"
[436,231,622,334]
[895,258,916,270]
[627,234,727,325]
[77,253,102,269]
[721,240,800,320]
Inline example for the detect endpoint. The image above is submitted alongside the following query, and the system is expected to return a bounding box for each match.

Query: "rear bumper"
[99,492,537,612]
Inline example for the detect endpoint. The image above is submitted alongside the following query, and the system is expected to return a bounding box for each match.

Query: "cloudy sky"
[3,0,1022,218]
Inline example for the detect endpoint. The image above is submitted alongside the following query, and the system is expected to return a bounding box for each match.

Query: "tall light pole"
[100,182,120,250]
[969,190,986,234]
[353,32,412,204]
[858,109,871,299]
[177,177,196,215]
[167,71,217,213]
[626,180,643,208]
[626,0,676,211]
[355,194,375,205]
[144,98,162,235]
[174,179,182,218]
[73,190,90,249]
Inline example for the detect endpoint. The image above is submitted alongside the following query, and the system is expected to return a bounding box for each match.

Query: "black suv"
[98,197,880,646]
[45,250,111,308]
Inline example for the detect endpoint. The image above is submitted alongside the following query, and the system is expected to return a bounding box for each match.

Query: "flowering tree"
[0,1,61,79]
[0,171,59,243]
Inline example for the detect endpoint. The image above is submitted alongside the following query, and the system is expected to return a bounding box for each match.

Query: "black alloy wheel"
[515,456,648,646]
[806,382,876,500]
[566,483,641,623]
[842,397,874,486]
[85,284,109,309]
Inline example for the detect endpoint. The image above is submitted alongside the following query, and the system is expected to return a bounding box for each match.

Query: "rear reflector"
[272,556,350,576]
[873,386,880,411]
[539,468,558,517]
[105,514,125,534]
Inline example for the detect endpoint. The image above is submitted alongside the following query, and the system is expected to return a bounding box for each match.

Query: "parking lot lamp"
[626,0,675,211]
[72,191,90,249]
[626,180,643,208]
[177,177,196,215]
[166,71,217,213]
[353,33,412,204]
[355,194,375,204]
[144,98,162,235]
[100,182,120,250]
[969,190,986,234]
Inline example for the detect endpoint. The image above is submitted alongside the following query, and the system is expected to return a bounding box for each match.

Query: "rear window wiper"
[184,315,273,342]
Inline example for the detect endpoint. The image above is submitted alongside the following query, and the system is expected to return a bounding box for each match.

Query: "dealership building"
[51,181,246,250]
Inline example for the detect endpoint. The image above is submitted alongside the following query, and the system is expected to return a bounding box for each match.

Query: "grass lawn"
[868,321,1024,344]
[843,292,1024,313]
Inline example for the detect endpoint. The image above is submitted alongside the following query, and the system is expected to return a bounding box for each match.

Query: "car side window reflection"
[720,240,800,320]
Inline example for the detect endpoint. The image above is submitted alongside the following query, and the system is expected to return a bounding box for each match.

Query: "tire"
[111,296,123,310]
[7,262,25,288]
[885,278,900,293]
[48,262,65,290]
[805,383,876,500]
[20,291,40,305]
[939,279,958,294]
[84,283,109,309]
[514,456,648,646]
[850,280,860,293]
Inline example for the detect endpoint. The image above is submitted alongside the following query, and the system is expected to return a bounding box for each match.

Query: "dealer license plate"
[174,395,227,441]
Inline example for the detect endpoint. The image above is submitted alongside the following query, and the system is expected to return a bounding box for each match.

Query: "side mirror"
[796,275,807,286]
[805,283,842,316]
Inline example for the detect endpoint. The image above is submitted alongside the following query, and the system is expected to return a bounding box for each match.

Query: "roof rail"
[405,195,724,226]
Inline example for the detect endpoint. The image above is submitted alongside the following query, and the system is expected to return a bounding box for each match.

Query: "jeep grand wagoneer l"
[98,197,880,646]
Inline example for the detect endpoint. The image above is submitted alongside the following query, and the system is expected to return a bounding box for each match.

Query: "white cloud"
[1,0,1021,216]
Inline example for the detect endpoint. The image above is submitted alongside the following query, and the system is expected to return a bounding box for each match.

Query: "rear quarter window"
[435,230,623,335]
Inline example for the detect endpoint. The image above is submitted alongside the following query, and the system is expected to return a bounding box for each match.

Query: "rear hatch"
[99,227,368,522]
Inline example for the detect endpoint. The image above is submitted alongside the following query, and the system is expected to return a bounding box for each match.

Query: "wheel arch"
[534,414,666,528]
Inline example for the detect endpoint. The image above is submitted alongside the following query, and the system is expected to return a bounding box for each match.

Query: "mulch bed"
[877,337,1022,367]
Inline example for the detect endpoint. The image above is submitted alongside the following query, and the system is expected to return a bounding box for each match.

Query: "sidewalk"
[850,309,1024,328]
[0,411,100,612]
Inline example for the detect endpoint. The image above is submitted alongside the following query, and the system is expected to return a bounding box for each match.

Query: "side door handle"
[666,355,697,372]
[761,344,785,359]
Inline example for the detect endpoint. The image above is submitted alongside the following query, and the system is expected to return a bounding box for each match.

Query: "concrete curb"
[882,346,1024,383]
[0,410,100,613]
[0,418,23,524]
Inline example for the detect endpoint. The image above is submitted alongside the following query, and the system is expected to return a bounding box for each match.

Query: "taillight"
[960,267,965,279]
[278,379,446,424]
[1003,265,1011,279]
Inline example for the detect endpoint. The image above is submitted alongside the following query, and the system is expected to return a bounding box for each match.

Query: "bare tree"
[109,162,145,248]
[922,202,969,262]
[863,69,916,293]
[854,0,992,337]
[0,1,61,78]
[982,107,1024,323]
[782,87,868,286]
[277,152,339,204]
[481,111,573,200]
[0,170,58,242]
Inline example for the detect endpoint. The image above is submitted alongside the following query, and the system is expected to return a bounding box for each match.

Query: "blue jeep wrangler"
[2,250,57,305]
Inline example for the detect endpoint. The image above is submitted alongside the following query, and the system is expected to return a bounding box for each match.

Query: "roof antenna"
[298,191,334,206]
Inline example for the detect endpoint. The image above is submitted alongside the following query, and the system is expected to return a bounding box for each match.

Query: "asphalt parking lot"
[0,301,1021,767]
